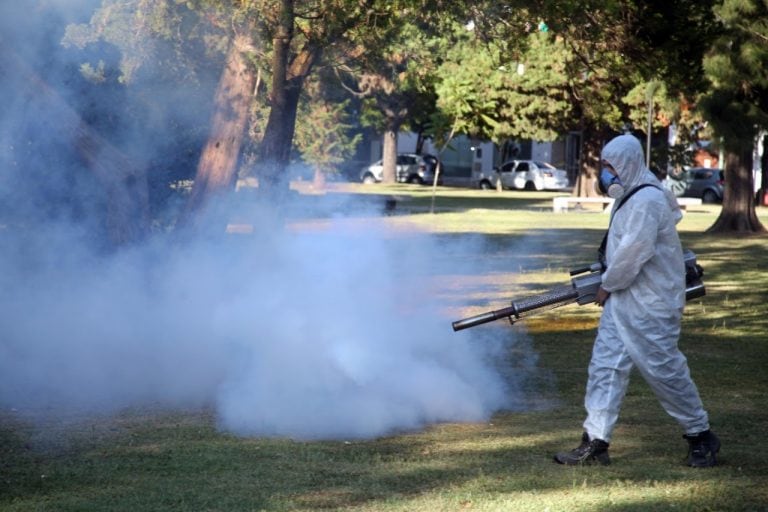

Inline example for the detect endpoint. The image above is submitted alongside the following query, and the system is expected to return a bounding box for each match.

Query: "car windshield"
[535,161,556,169]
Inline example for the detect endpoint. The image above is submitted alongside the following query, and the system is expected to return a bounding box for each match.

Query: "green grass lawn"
[3,185,768,511]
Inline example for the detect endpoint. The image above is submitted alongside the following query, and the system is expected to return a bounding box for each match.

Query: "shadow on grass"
[3,399,765,511]
[3,300,767,511]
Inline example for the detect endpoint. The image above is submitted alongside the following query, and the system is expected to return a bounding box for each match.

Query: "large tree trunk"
[759,133,768,206]
[707,147,766,234]
[259,83,303,192]
[376,95,408,185]
[381,127,398,184]
[573,128,603,197]
[182,34,256,223]
[259,1,320,193]
[73,127,149,245]
[258,0,295,193]
[0,39,148,246]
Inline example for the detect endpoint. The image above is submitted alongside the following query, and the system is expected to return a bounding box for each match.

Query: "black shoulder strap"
[613,183,658,215]
[597,183,659,266]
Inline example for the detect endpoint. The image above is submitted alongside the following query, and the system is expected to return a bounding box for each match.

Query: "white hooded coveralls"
[583,135,710,442]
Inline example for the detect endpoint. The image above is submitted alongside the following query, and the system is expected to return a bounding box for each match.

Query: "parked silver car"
[478,160,569,191]
[360,153,441,185]
[666,167,724,203]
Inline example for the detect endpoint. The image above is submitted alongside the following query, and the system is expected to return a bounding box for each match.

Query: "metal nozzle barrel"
[451,251,705,333]
[452,305,519,331]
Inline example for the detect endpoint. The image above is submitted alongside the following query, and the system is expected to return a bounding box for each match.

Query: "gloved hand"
[596,286,611,307]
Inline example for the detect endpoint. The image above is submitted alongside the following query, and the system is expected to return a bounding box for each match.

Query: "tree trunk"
[381,127,398,183]
[0,39,148,246]
[258,0,295,193]
[259,83,303,192]
[182,34,256,223]
[73,126,150,246]
[707,147,766,234]
[415,132,425,154]
[312,167,326,189]
[759,133,768,206]
[259,0,324,194]
[259,34,321,193]
[574,128,603,197]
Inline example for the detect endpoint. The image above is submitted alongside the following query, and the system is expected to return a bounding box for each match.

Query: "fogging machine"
[451,250,705,332]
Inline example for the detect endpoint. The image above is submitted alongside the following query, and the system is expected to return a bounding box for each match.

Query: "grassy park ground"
[2,184,768,511]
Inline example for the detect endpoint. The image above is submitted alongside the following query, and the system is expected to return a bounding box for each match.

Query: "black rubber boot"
[554,432,611,465]
[683,430,720,467]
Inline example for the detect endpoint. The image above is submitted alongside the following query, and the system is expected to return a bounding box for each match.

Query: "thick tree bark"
[0,39,149,246]
[258,0,295,192]
[259,2,321,194]
[573,128,603,197]
[707,148,766,234]
[378,100,407,184]
[381,127,398,183]
[182,34,256,222]
[259,83,303,191]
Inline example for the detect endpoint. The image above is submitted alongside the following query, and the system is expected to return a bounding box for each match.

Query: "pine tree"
[700,0,768,234]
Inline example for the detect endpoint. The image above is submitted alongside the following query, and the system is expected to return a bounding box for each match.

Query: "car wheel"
[524,181,537,191]
[408,176,424,185]
[479,180,493,190]
[702,189,719,204]
[362,174,377,184]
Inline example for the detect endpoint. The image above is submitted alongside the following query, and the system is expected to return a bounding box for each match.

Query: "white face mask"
[598,168,624,198]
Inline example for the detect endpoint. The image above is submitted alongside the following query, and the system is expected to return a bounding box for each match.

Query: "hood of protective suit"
[600,134,651,190]
[601,134,682,222]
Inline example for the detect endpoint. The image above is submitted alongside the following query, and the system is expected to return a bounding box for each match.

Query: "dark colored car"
[666,167,724,203]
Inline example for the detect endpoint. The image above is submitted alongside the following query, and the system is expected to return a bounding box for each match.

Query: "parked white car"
[360,153,441,185]
[476,160,569,191]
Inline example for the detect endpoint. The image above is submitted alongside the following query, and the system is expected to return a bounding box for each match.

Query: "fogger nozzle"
[452,285,581,332]
[451,250,705,332]
[451,305,520,331]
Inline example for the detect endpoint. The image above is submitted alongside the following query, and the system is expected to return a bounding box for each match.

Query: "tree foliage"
[700,0,768,151]
[436,27,575,144]
[38,0,768,236]
[63,0,230,84]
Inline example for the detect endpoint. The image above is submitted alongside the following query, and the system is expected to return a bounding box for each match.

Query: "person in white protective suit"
[553,134,720,467]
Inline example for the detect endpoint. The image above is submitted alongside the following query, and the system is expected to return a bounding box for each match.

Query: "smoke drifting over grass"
[0,1,544,440]
[1,214,533,439]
